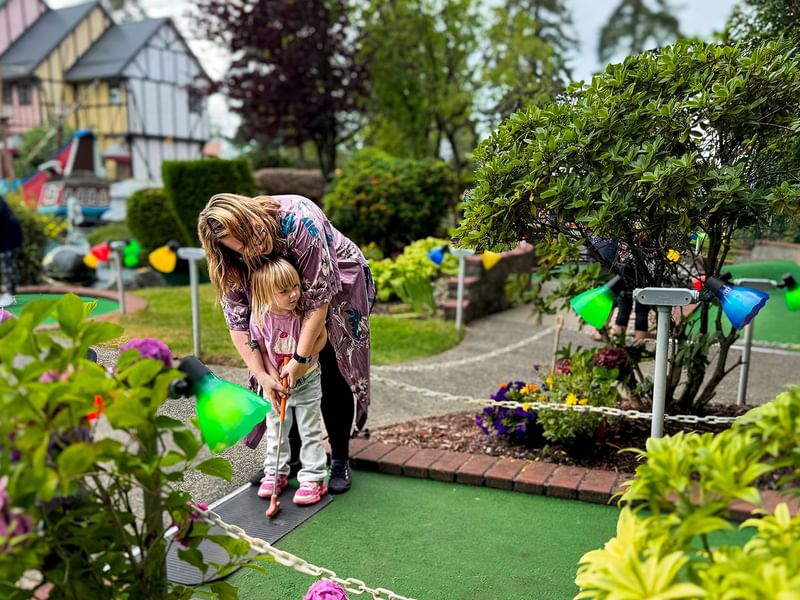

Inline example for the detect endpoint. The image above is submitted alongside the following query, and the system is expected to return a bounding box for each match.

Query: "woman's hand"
[257,372,287,411]
[280,359,310,388]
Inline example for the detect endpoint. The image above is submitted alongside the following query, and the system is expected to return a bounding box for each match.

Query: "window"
[109,84,122,105]
[188,91,203,115]
[2,84,11,106]
[18,83,31,105]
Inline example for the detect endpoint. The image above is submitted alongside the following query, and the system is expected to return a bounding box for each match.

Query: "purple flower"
[0,476,34,548]
[593,347,629,370]
[119,338,173,368]
[0,309,13,324]
[554,359,572,375]
[304,579,349,600]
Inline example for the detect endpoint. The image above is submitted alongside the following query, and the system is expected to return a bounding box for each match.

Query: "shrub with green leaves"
[85,223,132,247]
[369,237,458,304]
[576,387,800,598]
[323,148,456,255]
[0,296,253,599]
[126,188,182,254]
[162,159,256,247]
[5,193,50,285]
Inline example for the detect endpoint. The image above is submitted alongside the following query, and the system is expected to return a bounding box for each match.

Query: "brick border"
[19,284,148,323]
[349,438,797,522]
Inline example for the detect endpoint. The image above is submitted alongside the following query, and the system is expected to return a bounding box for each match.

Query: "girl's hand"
[257,372,286,410]
[280,359,310,388]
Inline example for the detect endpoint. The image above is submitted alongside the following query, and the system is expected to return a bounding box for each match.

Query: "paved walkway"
[136,304,800,505]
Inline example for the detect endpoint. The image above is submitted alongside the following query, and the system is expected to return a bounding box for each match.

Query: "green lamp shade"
[179,357,271,453]
[783,274,800,312]
[569,276,620,330]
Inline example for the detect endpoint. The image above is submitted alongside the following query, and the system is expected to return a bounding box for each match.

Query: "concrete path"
[96,303,800,505]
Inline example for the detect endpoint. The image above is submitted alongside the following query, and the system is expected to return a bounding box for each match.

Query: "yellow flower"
[565,393,578,406]
[522,402,532,411]
[578,398,588,405]
[545,376,554,388]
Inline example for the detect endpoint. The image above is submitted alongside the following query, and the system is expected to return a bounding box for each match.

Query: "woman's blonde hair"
[250,258,301,328]
[197,194,288,300]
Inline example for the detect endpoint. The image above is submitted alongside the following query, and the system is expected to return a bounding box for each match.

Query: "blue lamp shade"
[427,247,445,266]
[705,276,768,329]
[569,275,622,330]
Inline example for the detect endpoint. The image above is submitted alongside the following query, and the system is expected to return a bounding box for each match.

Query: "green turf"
[226,471,621,600]
[5,293,119,323]
[717,261,800,346]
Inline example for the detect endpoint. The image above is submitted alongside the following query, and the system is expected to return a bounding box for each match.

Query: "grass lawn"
[101,284,462,365]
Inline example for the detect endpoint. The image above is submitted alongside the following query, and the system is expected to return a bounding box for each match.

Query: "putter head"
[266,496,281,519]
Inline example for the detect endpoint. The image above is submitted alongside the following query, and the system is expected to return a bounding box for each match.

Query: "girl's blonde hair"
[197,194,288,300]
[250,258,302,328]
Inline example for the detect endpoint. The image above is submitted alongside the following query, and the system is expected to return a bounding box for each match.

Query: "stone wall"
[441,242,536,323]
[253,168,327,204]
[750,239,800,263]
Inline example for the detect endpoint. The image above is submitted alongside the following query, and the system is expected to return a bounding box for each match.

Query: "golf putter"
[266,357,291,519]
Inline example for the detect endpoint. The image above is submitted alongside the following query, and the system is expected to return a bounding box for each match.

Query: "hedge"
[161,158,256,246]
[125,188,181,254]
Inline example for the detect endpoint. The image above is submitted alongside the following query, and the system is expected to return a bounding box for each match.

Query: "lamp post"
[109,240,127,314]
[177,247,206,357]
[450,248,475,332]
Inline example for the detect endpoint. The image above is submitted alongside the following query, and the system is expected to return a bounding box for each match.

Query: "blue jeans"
[262,367,327,482]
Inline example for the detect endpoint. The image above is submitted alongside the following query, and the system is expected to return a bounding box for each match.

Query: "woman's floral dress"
[221,195,376,441]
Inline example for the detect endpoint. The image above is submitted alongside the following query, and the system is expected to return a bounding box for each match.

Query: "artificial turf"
[226,471,620,599]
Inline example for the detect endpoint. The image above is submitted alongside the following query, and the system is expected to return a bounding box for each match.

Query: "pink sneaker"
[293,481,328,506]
[257,472,288,498]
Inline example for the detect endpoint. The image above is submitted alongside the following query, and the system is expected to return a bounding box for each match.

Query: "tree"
[13,125,74,179]
[598,0,682,64]
[456,39,800,413]
[192,0,369,180]
[482,0,576,124]
[724,0,800,41]
[360,0,480,177]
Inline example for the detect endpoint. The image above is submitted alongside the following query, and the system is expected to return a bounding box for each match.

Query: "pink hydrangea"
[119,338,173,368]
[303,579,349,600]
[0,308,12,324]
[0,476,33,549]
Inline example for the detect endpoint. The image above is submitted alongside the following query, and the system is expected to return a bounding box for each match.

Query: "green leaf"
[80,321,124,347]
[155,415,184,429]
[57,443,96,477]
[208,580,239,600]
[177,547,208,575]
[105,395,149,428]
[56,294,85,338]
[208,535,251,559]
[195,457,233,481]
[173,429,202,461]
[119,360,164,388]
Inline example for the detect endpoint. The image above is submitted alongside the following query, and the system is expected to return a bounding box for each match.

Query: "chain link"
[372,328,554,373]
[194,505,419,600]
[370,374,740,425]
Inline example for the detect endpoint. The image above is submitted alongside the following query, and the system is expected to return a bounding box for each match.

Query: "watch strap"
[293,351,311,364]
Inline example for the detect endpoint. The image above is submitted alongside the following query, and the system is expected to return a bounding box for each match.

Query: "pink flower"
[0,309,12,324]
[0,476,34,549]
[304,580,349,600]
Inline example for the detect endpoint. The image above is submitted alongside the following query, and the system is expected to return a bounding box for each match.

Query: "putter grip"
[279,356,290,421]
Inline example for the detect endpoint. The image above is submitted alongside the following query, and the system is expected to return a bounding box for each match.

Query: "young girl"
[250,258,328,505]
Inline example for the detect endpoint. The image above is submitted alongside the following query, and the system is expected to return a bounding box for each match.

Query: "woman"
[198,194,375,494]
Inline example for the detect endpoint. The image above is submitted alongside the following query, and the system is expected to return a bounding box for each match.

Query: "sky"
[49,0,741,140]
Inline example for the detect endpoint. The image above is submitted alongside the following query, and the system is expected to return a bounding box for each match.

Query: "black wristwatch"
[293,352,311,364]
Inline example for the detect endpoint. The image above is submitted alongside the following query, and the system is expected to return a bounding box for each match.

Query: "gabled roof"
[66,18,167,82]
[0,1,102,80]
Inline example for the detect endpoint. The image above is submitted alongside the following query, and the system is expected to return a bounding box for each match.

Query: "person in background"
[0,195,23,308]
[198,194,376,494]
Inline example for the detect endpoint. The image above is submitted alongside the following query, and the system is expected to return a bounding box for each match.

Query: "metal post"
[651,305,671,438]
[736,320,754,406]
[178,247,207,357]
[449,248,475,332]
[109,243,126,314]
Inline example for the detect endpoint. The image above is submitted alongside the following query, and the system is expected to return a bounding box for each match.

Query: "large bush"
[126,188,181,254]
[162,159,256,247]
[456,38,800,413]
[576,388,800,598]
[324,148,456,255]
[369,237,458,303]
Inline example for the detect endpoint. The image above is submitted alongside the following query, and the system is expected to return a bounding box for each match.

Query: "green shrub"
[85,223,131,247]
[5,194,50,285]
[323,148,456,255]
[369,237,458,303]
[125,188,182,254]
[162,159,256,247]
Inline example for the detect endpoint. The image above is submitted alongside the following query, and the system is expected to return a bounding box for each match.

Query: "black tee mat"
[166,482,333,585]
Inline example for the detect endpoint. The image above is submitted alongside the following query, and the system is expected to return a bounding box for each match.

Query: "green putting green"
[4,293,119,323]
[227,471,621,599]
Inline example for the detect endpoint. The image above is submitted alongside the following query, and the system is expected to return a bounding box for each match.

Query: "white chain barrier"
[370,374,740,425]
[194,504,418,600]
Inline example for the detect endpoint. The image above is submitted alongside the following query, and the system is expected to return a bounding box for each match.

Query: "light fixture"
[569,275,623,330]
[781,273,800,312]
[148,240,181,274]
[704,276,768,329]
[171,356,272,453]
[481,251,502,270]
[427,246,446,266]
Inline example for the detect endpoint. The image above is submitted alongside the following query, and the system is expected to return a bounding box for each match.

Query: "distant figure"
[0,195,24,308]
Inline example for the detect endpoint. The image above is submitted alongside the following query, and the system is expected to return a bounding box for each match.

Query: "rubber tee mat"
[166,482,333,585]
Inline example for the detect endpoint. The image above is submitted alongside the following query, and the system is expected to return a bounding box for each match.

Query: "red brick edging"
[349,438,799,523]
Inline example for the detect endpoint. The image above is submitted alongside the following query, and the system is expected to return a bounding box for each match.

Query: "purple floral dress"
[221,195,376,438]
